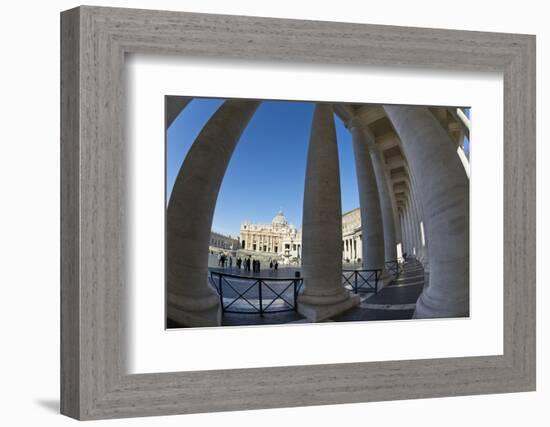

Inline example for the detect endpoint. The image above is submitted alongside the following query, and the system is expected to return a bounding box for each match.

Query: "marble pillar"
[349,120,385,273]
[410,175,430,271]
[409,195,420,258]
[165,96,192,129]
[385,105,469,318]
[405,206,414,256]
[298,104,360,321]
[167,100,260,327]
[363,126,398,265]
[402,208,408,255]
[413,188,427,265]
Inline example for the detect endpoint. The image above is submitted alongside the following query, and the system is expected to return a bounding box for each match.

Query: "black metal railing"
[384,259,401,278]
[209,271,303,316]
[341,269,380,294]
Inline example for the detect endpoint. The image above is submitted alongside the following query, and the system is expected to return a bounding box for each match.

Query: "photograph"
[165,97,471,328]
[50,2,537,422]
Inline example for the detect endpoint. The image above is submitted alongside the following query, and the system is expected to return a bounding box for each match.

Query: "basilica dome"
[272,210,288,226]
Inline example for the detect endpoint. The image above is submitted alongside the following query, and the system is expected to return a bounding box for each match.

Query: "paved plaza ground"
[167,258,426,328]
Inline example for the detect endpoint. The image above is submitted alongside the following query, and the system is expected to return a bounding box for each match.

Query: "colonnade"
[342,235,361,262]
[385,105,469,317]
[167,99,470,326]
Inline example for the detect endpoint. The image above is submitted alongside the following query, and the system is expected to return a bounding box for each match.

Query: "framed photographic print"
[60,5,536,420]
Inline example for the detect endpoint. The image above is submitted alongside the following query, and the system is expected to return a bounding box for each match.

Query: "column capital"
[347,115,376,140]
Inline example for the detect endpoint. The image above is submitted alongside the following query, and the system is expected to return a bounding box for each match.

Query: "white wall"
[0,0,547,425]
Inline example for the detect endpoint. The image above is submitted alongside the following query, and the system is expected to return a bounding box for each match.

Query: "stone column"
[409,197,420,258]
[385,105,469,318]
[404,208,411,254]
[402,209,408,254]
[409,206,418,256]
[366,132,398,264]
[399,208,407,253]
[402,209,410,256]
[404,206,413,255]
[348,120,385,273]
[398,211,405,254]
[410,175,429,271]
[165,96,192,129]
[394,206,403,255]
[167,100,260,327]
[298,104,359,321]
[412,187,426,264]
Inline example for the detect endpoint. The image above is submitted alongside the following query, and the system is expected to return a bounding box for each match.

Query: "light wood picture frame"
[60,5,536,420]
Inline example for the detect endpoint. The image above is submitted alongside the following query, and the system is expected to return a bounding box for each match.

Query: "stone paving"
[218,258,425,326]
[331,258,426,322]
[168,259,426,327]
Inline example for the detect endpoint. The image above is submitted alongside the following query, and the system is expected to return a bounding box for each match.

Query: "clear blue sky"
[166,98,360,236]
[167,100,470,236]
[463,108,470,157]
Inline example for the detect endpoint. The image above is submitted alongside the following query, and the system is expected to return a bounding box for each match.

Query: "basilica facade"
[342,208,362,264]
[238,209,363,264]
[240,210,302,262]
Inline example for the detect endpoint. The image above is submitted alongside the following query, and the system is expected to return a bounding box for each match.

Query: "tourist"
[274,261,278,271]
[257,260,261,272]
[269,260,273,270]
[229,256,233,268]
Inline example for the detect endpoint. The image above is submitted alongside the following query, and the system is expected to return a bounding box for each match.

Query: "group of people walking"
[217,253,232,268]
[216,253,280,273]
[235,256,263,272]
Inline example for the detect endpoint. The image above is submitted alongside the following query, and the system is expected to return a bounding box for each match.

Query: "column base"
[412,291,469,319]
[297,291,360,322]
[167,291,222,328]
